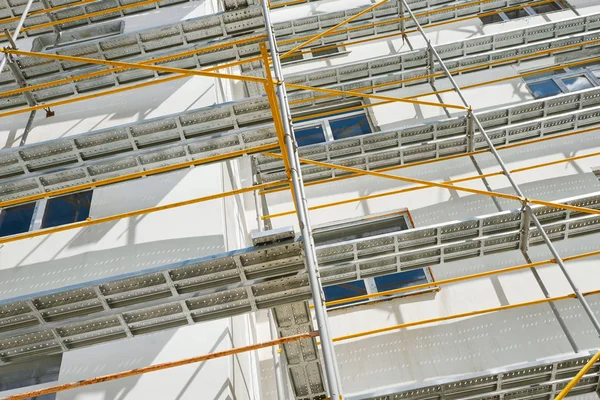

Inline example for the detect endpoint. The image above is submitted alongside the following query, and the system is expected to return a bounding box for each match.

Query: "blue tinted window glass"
[323,280,367,306]
[42,191,92,228]
[330,114,372,140]
[0,203,35,237]
[374,269,428,293]
[561,75,593,92]
[295,125,326,147]
[527,80,562,98]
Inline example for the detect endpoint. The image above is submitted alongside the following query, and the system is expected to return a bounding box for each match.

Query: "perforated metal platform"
[0,191,598,364]
[351,351,600,400]
[0,0,258,39]
[273,302,326,400]
[0,6,267,109]
[282,16,600,108]
[257,85,600,182]
[0,96,276,202]
[275,0,539,53]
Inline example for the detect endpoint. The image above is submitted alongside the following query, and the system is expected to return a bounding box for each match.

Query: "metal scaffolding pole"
[260,0,343,398]
[0,0,35,73]
[400,0,600,338]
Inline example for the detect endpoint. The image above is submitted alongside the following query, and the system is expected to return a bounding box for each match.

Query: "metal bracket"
[519,200,531,252]
[427,41,435,85]
[466,107,475,153]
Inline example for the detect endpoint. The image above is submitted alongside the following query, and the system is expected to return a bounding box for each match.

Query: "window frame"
[294,109,373,146]
[0,189,94,238]
[523,60,600,99]
[315,210,437,310]
[480,1,564,25]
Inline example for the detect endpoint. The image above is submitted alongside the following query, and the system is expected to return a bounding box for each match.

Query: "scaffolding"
[0,0,599,399]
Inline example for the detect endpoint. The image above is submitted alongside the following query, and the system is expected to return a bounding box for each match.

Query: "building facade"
[1,0,600,398]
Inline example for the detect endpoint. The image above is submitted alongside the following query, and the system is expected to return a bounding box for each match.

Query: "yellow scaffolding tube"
[322,249,600,308]
[0,0,98,25]
[263,152,600,217]
[0,0,171,39]
[0,35,266,99]
[554,349,600,400]
[1,48,268,84]
[3,331,318,400]
[331,288,600,343]
[0,143,279,210]
[0,180,288,245]
[263,147,600,220]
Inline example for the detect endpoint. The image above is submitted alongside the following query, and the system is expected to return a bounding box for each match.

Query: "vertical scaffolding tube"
[0,0,35,72]
[400,0,600,338]
[260,1,343,398]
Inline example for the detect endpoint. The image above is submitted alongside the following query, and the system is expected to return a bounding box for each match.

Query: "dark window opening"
[0,203,36,237]
[316,212,435,309]
[42,191,93,229]
[330,114,372,140]
[295,125,327,146]
[0,354,62,399]
[323,280,367,307]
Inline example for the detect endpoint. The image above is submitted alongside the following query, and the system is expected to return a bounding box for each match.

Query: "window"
[0,202,36,237]
[524,60,600,99]
[294,109,372,147]
[41,191,93,229]
[281,45,345,64]
[314,211,436,309]
[480,1,563,24]
[0,354,62,399]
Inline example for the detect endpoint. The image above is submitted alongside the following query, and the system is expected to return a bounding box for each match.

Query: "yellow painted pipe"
[0,143,279,210]
[263,125,600,195]
[0,35,266,99]
[0,0,99,25]
[4,331,319,400]
[554,349,600,400]
[263,151,600,217]
[331,288,600,343]
[262,148,600,220]
[2,48,268,84]
[323,249,600,308]
[0,180,289,246]
[279,0,390,58]
[1,0,167,38]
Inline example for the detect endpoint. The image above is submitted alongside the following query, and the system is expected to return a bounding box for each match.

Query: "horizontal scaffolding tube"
[331,289,600,343]
[3,331,318,400]
[279,0,389,58]
[554,349,600,400]
[277,0,555,60]
[263,125,600,195]
[0,143,279,210]
[289,37,600,107]
[1,48,268,84]
[0,0,168,39]
[263,152,600,217]
[323,249,600,308]
[0,35,266,99]
[0,0,98,25]
[0,180,289,245]
[263,143,600,220]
